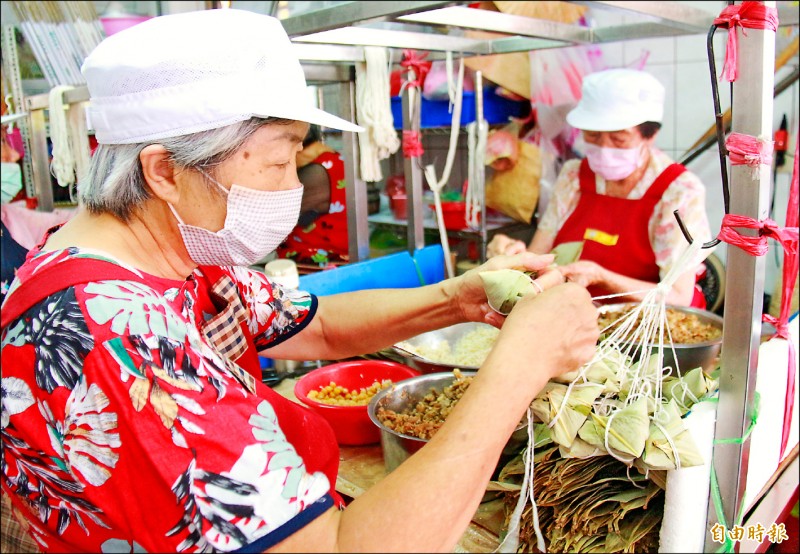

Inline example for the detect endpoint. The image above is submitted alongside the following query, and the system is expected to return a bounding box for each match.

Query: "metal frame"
[705,5,777,548]
[6,5,795,547]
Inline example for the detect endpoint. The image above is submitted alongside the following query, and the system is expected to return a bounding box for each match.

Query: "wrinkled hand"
[448,252,562,327]
[486,234,528,258]
[558,260,608,289]
[492,282,600,382]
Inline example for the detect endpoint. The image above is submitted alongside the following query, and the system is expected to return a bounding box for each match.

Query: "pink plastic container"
[100,15,152,36]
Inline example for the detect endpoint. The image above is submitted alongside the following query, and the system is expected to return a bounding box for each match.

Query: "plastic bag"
[485,140,542,224]
[422,60,474,100]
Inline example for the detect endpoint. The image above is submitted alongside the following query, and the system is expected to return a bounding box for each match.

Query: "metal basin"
[597,303,724,374]
[391,322,497,373]
[367,371,526,473]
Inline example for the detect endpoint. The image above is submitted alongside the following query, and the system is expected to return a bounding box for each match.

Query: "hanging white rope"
[423,52,465,279]
[465,119,488,229]
[355,46,400,182]
[49,85,91,203]
[496,408,546,553]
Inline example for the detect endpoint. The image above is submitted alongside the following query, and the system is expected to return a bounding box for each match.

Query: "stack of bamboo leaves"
[491,445,665,553]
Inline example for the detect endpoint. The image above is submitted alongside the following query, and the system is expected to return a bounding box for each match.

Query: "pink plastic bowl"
[295,360,420,445]
[100,15,152,36]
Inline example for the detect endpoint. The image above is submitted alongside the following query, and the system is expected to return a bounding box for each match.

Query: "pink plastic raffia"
[717,137,799,459]
[714,1,779,82]
[402,130,424,159]
[767,138,799,459]
[400,49,430,89]
[725,132,774,176]
[399,50,428,159]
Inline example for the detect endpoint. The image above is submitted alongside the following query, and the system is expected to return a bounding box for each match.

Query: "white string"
[465,119,488,230]
[495,407,546,553]
[49,85,76,188]
[49,85,90,203]
[423,52,465,279]
[546,239,705,465]
[355,46,400,182]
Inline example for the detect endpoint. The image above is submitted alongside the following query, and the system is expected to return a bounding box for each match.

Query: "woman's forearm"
[269,279,464,360]
[527,229,555,255]
[270,340,552,553]
[337,365,543,551]
[267,283,601,553]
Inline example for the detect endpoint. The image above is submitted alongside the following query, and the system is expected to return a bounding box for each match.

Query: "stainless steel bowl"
[367,371,526,473]
[598,303,724,373]
[391,322,497,373]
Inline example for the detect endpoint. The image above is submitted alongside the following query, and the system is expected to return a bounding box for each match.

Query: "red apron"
[553,159,686,301]
[2,257,344,508]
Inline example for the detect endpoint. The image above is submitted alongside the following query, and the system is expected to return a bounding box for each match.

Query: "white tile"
[624,37,676,67]
[585,6,629,28]
[647,64,677,151]
[596,42,625,71]
[675,1,728,16]
[673,61,731,152]
[676,33,709,63]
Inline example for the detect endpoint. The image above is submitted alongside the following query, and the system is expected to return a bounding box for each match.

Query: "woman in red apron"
[276,125,349,266]
[488,69,712,308]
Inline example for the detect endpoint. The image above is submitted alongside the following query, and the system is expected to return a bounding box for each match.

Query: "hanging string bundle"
[422,52,465,279]
[48,85,91,203]
[355,46,400,182]
[465,72,488,231]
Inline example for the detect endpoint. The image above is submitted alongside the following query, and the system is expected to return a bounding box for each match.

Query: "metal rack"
[277,3,796,552]
[4,2,797,551]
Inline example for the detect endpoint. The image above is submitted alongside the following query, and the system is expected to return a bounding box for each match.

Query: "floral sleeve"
[536,159,582,236]
[1,269,332,553]
[223,266,317,350]
[650,172,713,277]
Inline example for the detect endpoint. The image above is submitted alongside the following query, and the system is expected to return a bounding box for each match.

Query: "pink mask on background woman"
[582,142,645,181]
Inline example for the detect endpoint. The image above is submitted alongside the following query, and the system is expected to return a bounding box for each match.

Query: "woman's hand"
[446,252,562,328]
[490,282,599,383]
[558,260,608,288]
[486,234,528,258]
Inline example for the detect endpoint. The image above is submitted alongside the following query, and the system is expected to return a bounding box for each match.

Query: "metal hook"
[674,15,734,249]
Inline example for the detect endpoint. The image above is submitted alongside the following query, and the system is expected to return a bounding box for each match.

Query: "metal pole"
[704,2,776,549]
[338,78,370,263]
[2,25,36,202]
[26,106,54,212]
[475,71,488,263]
[401,72,426,253]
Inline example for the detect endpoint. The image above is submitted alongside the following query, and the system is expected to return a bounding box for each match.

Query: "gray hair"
[77,117,292,221]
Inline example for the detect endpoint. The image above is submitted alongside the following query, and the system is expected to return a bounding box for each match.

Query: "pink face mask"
[583,143,644,181]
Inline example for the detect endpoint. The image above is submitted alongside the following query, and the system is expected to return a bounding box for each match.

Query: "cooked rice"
[399,326,500,366]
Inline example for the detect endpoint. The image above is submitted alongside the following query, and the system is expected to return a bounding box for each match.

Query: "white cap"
[81,9,363,145]
[566,69,664,132]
